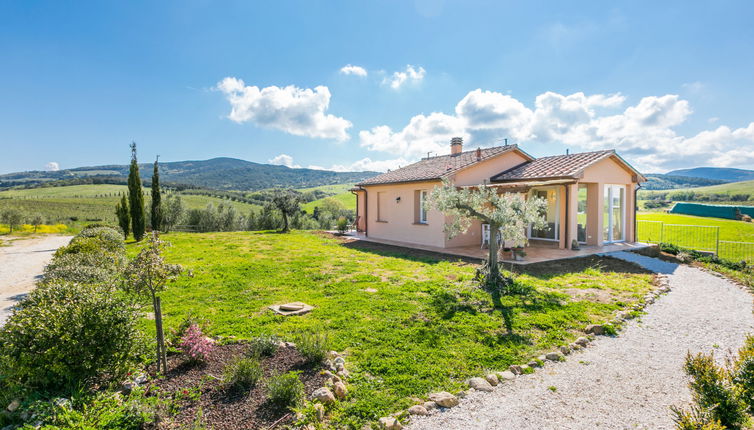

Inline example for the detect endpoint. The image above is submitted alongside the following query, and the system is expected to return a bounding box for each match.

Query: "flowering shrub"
[179,324,213,363]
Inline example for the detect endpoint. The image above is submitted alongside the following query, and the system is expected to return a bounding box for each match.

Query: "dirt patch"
[149,343,327,430]
[513,255,654,278]
[563,288,615,304]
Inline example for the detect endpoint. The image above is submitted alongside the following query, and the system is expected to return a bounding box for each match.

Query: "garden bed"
[149,343,327,429]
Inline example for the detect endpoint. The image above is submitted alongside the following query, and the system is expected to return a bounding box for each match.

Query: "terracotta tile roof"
[357,145,524,186]
[490,150,617,182]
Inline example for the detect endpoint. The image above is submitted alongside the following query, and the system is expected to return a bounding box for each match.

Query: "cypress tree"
[128,142,146,241]
[151,156,163,231]
[115,194,131,239]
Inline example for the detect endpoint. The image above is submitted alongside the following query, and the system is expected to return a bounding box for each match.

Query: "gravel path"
[410,251,754,430]
[0,235,72,325]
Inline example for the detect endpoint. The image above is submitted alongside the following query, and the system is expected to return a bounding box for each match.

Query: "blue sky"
[2,0,754,174]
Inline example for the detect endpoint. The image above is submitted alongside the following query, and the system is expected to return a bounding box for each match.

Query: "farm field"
[139,231,655,426]
[301,190,356,213]
[0,184,260,226]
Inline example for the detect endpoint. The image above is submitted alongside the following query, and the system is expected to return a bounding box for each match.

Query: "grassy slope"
[296,183,354,194]
[682,179,754,194]
[637,212,754,242]
[301,191,356,213]
[0,184,260,225]
[142,231,654,426]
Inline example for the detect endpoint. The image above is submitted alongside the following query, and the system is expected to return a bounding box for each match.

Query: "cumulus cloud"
[339,64,368,77]
[383,65,426,90]
[45,162,60,171]
[324,157,410,172]
[358,89,754,172]
[216,77,352,141]
[268,154,300,168]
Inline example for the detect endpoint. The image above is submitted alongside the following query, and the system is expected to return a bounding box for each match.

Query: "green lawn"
[140,231,654,426]
[637,212,754,242]
[296,183,355,194]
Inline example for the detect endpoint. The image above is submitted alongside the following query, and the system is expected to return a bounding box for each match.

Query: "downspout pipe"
[634,183,642,243]
[564,184,570,249]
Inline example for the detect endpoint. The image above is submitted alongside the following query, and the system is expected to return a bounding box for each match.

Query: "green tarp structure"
[669,202,754,220]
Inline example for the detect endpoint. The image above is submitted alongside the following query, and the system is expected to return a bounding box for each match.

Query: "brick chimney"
[450,137,463,155]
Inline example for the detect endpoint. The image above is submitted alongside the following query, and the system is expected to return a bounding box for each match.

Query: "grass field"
[0,184,260,226]
[301,191,356,213]
[682,179,754,195]
[637,212,754,242]
[137,231,654,426]
[296,183,355,194]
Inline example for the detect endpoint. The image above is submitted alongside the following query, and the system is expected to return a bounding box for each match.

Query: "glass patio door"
[529,187,559,241]
[603,185,625,243]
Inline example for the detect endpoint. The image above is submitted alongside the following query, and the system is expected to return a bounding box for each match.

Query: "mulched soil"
[147,343,327,430]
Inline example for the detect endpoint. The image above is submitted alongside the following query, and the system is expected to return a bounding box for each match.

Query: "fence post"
[660,222,664,244]
[715,226,720,256]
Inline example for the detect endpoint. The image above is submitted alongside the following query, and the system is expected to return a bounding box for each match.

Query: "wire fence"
[638,220,754,262]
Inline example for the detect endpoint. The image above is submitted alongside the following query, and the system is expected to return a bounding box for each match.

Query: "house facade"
[351,137,646,250]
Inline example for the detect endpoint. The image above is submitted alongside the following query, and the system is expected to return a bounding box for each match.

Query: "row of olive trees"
[1,209,46,234]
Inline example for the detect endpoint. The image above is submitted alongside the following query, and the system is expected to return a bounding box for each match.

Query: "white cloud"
[383,65,426,90]
[45,162,60,171]
[216,77,352,141]
[358,89,754,172]
[268,154,300,168]
[324,157,410,173]
[339,64,368,77]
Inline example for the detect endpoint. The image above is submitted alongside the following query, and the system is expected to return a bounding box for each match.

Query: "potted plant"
[571,239,580,250]
[513,247,526,261]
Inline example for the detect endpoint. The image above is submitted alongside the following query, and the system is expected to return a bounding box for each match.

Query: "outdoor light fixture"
[396,197,401,203]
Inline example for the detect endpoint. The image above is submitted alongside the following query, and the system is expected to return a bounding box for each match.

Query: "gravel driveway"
[409,251,754,430]
[0,235,72,325]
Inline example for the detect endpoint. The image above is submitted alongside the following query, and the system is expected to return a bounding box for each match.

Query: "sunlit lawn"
[132,231,654,426]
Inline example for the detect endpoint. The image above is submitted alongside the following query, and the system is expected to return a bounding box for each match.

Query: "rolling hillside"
[639,179,754,204]
[0,157,379,191]
[666,167,754,182]
[642,173,727,190]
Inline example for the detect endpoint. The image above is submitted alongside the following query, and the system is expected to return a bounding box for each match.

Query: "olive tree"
[123,232,183,373]
[430,180,548,331]
[1,209,23,234]
[271,189,302,233]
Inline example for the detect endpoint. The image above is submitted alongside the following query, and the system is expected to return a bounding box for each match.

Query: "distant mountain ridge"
[0,157,378,191]
[666,167,754,182]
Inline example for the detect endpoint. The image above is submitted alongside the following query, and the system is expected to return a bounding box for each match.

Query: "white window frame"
[418,190,428,224]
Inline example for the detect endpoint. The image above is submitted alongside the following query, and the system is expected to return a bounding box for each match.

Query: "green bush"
[266,371,304,408]
[671,404,726,430]
[248,334,281,357]
[0,281,143,392]
[223,357,263,391]
[43,251,126,284]
[336,216,349,234]
[733,335,754,412]
[684,351,748,429]
[56,226,125,258]
[295,331,330,364]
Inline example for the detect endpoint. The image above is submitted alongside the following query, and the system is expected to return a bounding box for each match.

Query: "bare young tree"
[123,232,183,373]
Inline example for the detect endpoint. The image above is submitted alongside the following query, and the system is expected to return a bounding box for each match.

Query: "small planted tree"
[115,194,131,239]
[123,232,183,373]
[161,195,185,233]
[271,189,302,233]
[430,180,547,331]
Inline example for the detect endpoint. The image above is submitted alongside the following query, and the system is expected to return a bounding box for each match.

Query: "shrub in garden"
[671,404,726,430]
[179,324,213,364]
[0,281,143,392]
[43,252,123,284]
[223,357,263,391]
[266,371,305,408]
[295,331,330,364]
[683,351,747,429]
[336,216,349,234]
[248,334,281,357]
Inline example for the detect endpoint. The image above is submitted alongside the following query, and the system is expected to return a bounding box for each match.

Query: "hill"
[639,179,754,204]
[666,167,754,182]
[0,157,379,191]
[642,173,727,190]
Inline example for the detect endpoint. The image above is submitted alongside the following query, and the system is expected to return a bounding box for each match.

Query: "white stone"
[497,370,516,381]
[379,417,403,430]
[485,373,499,386]
[311,387,336,404]
[408,405,430,416]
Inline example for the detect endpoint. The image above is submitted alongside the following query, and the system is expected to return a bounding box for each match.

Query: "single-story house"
[351,137,646,252]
